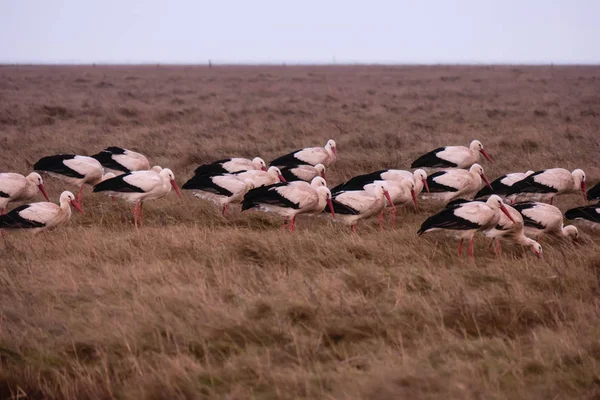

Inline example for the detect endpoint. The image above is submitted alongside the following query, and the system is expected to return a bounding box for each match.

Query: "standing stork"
[182,174,255,216]
[332,169,429,196]
[425,164,493,203]
[0,191,82,234]
[91,147,150,174]
[34,154,111,207]
[279,164,326,182]
[417,195,515,260]
[411,140,493,169]
[93,168,182,229]
[565,205,600,230]
[193,157,267,176]
[475,170,535,200]
[512,202,579,241]
[242,177,335,231]
[0,172,49,214]
[328,181,394,233]
[484,203,542,257]
[270,139,337,167]
[507,168,587,204]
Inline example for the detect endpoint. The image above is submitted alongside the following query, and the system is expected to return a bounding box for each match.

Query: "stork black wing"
[193,159,232,176]
[426,171,459,193]
[34,154,85,179]
[417,206,480,235]
[587,182,600,201]
[93,174,145,193]
[182,175,233,196]
[507,171,557,195]
[269,150,308,167]
[242,183,299,211]
[331,170,386,194]
[512,202,547,229]
[91,151,130,173]
[565,206,600,223]
[0,205,46,229]
[411,147,458,168]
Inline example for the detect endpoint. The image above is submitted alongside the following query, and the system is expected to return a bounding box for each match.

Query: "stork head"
[530,241,543,258]
[572,169,586,201]
[161,168,182,199]
[267,166,286,183]
[314,163,326,179]
[470,140,493,163]
[151,165,163,173]
[27,172,50,201]
[486,195,515,223]
[253,157,267,171]
[471,164,492,190]
[564,225,579,240]
[413,169,429,194]
[310,176,327,189]
[372,181,394,208]
[325,139,337,157]
[60,191,83,213]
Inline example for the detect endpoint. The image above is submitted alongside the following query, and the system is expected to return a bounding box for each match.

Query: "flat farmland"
[1,64,600,399]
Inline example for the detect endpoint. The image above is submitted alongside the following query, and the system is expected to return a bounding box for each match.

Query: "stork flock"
[1,139,599,261]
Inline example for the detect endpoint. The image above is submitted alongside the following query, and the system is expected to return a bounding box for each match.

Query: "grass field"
[1,64,600,399]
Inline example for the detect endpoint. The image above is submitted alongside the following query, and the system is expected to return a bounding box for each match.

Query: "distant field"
[1,65,599,399]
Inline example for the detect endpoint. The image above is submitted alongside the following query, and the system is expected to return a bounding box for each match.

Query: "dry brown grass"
[1,64,600,399]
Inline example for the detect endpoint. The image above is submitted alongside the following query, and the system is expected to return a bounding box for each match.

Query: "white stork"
[417,195,515,260]
[475,170,535,200]
[384,178,419,226]
[93,168,182,229]
[484,203,542,257]
[241,177,335,231]
[34,154,112,207]
[0,172,49,214]
[91,146,150,174]
[0,191,82,234]
[512,202,579,241]
[279,164,326,182]
[328,181,394,233]
[425,164,493,203]
[270,139,337,167]
[182,173,255,216]
[411,140,493,169]
[331,169,429,197]
[193,157,267,175]
[232,166,286,188]
[565,205,600,230]
[507,168,587,204]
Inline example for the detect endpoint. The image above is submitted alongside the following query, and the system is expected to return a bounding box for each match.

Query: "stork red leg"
[494,240,501,256]
[139,202,144,228]
[77,186,83,207]
[133,202,139,229]
[389,207,397,228]
[222,204,228,216]
[290,217,296,232]
[468,236,475,260]
[351,224,357,234]
[458,239,463,257]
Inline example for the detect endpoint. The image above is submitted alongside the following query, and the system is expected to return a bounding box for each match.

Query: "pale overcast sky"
[1,0,598,64]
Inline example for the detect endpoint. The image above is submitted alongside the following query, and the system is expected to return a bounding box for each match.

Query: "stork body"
[182,174,255,215]
[425,164,492,203]
[279,164,326,182]
[411,140,493,169]
[232,166,286,188]
[270,139,337,167]
[512,201,578,241]
[507,168,587,204]
[0,172,49,214]
[475,170,535,200]
[194,157,266,176]
[332,169,428,196]
[91,147,150,174]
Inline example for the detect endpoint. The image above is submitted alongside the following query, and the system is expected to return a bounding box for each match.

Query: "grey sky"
[1,0,598,64]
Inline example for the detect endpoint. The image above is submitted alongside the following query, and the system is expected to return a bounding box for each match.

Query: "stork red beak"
[481,174,493,190]
[261,166,267,171]
[534,249,541,259]
[411,189,418,210]
[327,198,335,219]
[170,179,182,199]
[321,170,326,179]
[422,178,430,194]
[581,181,587,202]
[500,205,515,223]
[480,149,494,163]
[332,147,337,157]
[70,200,84,214]
[383,190,394,208]
[278,174,287,183]
[38,184,50,201]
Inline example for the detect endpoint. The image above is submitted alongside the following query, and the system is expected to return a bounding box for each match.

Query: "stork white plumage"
[507,168,587,204]
[0,172,49,214]
[418,195,515,260]
[425,164,492,203]
[93,168,182,229]
[411,140,493,169]
[484,203,542,257]
[34,154,111,207]
[182,173,255,215]
[233,166,286,188]
[475,170,535,200]
[328,181,394,233]
[242,177,335,231]
[0,191,83,234]
[512,202,579,241]
[331,169,429,196]
[270,139,337,167]
[91,147,150,174]
[193,157,267,176]
[279,163,326,182]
